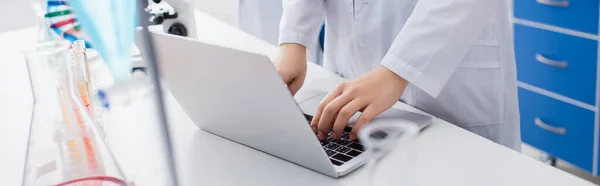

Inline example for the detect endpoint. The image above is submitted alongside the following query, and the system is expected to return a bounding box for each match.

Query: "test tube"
[71,40,94,115]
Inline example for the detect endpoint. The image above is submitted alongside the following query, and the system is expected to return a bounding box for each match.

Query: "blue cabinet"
[514,24,598,105]
[514,3,600,176]
[514,0,599,34]
[519,88,595,172]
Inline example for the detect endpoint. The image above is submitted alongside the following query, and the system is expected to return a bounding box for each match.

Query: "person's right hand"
[275,43,308,95]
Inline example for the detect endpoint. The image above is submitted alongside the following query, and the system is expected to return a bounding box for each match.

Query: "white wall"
[0,0,36,32]
[192,0,239,27]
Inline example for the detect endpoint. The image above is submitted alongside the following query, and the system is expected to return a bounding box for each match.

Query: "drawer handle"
[535,53,568,68]
[536,0,569,7]
[534,117,566,135]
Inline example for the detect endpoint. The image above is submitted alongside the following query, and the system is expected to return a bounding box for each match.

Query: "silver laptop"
[147,31,432,178]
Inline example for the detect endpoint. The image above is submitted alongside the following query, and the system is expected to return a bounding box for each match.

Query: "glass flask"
[358,122,421,186]
[99,73,174,185]
[70,40,106,140]
[22,40,129,186]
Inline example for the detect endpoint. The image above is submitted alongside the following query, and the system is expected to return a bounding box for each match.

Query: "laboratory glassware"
[70,40,106,139]
[97,0,178,184]
[22,40,129,186]
[70,40,94,115]
[358,122,421,186]
[98,74,174,185]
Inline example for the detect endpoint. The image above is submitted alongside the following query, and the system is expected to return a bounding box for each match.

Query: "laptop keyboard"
[304,114,364,166]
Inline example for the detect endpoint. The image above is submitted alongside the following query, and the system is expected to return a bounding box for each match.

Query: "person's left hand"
[311,65,409,141]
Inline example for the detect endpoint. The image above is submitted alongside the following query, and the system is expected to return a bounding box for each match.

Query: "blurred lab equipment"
[146,0,178,25]
[146,0,193,37]
[99,77,173,185]
[359,122,420,186]
[65,0,180,184]
[22,40,129,186]
[44,0,91,46]
[68,0,137,83]
[513,1,600,176]
[70,40,106,139]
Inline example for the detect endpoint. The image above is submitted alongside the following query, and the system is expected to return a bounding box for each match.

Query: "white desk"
[0,11,595,186]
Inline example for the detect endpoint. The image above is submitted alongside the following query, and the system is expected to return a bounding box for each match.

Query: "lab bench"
[513,0,600,175]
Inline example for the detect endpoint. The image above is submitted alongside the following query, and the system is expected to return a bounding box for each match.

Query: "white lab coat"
[280,0,520,151]
[238,0,325,65]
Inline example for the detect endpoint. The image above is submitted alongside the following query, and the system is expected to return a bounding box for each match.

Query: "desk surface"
[0,10,595,186]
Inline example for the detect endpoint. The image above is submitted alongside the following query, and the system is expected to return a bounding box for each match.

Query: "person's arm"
[313,0,503,141]
[380,0,502,97]
[278,0,326,52]
[275,0,326,95]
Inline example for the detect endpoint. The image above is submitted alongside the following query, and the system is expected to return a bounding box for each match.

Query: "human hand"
[311,65,409,141]
[275,43,308,95]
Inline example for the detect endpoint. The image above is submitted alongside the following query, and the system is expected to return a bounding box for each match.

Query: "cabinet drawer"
[514,24,597,105]
[514,0,599,34]
[519,88,594,172]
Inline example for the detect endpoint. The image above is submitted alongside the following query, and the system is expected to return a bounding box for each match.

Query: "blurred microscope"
[133,0,197,72]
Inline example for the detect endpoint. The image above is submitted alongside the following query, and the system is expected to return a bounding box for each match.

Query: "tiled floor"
[522,144,600,185]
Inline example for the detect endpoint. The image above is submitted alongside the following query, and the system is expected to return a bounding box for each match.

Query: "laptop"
[146,31,432,178]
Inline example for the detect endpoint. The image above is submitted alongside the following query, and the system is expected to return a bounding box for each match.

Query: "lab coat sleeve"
[278,0,325,51]
[380,0,501,97]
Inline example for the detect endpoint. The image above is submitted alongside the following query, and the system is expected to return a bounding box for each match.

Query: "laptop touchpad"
[294,88,326,104]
